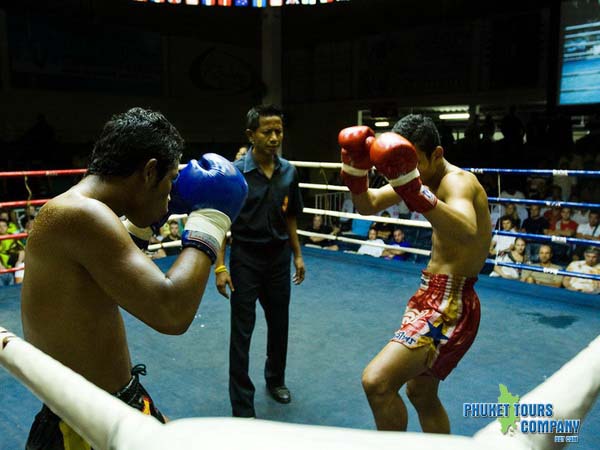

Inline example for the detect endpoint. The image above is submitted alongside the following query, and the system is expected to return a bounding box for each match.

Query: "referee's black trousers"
[228,241,291,418]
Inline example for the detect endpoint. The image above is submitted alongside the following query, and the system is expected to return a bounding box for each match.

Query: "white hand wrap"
[341,163,369,177]
[182,209,231,263]
[386,168,420,188]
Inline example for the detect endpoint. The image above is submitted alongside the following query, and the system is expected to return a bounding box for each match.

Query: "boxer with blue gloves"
[124,153,248,262]
[20,107,249,450]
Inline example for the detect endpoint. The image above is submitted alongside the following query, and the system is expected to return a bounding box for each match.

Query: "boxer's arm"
[71,203,211,335]
[421,171,481,243]
[351,184,403,216]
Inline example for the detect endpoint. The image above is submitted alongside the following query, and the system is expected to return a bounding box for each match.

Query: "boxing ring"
[0,163,599,449]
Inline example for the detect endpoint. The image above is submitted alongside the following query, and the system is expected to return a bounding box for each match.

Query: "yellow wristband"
[214,265,228,274]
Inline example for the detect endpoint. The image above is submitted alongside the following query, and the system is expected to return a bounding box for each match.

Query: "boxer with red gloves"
[340,114,492,434]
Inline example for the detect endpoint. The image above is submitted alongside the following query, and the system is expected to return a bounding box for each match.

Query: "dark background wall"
[0,0,562,167]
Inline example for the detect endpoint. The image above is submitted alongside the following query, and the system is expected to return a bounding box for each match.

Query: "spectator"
[372,211,394,241]
[0,217,25,276]
[521,204,550,262]
[0,218,16,285]
[500,190,527,225]
[490,237,528,280]
[20,214,36,233]
[235,146,248,161]
[520,245,563,288]
[20,216,35,245]
[489,215,518,256]
[19,204,38,229]
[543,206,562,230]
[576,210,600,241]
[567,193,588,225]
[548,207,578,238]
[305,214,339,251]
[381,228,410,261]
[161,220,183,256]
[563,247,600,294]
[548,207,578,264]
[0,209,19,234]
[357,228,385,258]
[497,203,521,229]
[521,204,549,235]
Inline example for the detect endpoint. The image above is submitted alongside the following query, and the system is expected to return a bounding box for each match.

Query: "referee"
[215,104,305,418]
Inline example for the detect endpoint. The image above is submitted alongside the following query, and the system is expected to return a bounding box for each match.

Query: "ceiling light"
[439,113,470,121]
[374,121,390,127]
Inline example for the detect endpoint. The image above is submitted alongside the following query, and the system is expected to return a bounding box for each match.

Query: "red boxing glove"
[370,132,438,213]
[338,126,375,194]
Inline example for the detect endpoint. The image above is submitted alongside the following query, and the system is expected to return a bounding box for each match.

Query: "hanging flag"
[270,0,283,5]
[202,0,215,5]
[252,0,267,6]
[234,0,248,5]
[218,0,232,4]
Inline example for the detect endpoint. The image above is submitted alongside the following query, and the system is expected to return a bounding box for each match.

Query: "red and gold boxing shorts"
[392,271,480,380]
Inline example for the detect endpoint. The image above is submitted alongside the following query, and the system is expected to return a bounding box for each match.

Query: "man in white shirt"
[563,247,600,294]
[357,228,385,258]
[576,211,600,241]
[500,187,527,224]
[489,215,518,256]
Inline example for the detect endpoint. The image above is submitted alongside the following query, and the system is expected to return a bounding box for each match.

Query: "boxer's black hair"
[392,114,441,159]
[88,107,184,181]
[246,104,284,131]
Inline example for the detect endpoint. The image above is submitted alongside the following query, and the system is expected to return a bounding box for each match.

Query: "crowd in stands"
[302,213,413,263]
[1,109,599,292]
[0,206,36,286]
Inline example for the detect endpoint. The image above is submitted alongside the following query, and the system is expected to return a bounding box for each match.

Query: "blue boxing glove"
[170,153,248,262]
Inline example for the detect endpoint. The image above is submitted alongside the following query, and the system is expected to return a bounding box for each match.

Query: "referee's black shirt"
[231,148,303,245]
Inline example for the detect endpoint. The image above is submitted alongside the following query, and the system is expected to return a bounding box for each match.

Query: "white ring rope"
[302,207,432,229]
[297,230,431,256]
[289,161,343,169]
[299,183,349,192]
[1,326,598,449]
